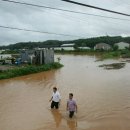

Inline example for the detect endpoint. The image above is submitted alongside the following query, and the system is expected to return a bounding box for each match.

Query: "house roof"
[114,42,130,49]
[61,43,75,47]
[95,43,110,46]
[114,42,129,45]
[94,43,111,50]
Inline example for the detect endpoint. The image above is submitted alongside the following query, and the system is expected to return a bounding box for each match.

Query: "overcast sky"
[0,0,130,45]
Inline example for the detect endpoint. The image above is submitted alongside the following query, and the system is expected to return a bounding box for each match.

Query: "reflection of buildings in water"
[67,119,77,130]
[51,109,62,128]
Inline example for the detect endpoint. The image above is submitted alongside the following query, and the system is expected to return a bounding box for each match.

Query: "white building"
[0,50,5,54]
[61,43,75,50]
[78,47,91,50]
[94,43,111,50]
[53,47,61,51]
[0,54,12,60]
[114,42,130,49]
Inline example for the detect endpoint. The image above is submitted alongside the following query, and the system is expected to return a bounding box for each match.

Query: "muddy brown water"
[0,54,130,130]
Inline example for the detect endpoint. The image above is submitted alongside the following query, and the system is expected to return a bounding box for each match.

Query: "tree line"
[0,36,130,50]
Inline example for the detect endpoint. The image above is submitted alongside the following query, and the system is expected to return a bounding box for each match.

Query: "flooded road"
[0,54,130,130]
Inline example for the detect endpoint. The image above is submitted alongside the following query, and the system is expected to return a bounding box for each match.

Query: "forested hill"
[0,36,130,50]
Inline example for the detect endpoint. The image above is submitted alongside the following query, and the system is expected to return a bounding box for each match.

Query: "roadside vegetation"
[0,62,63,80]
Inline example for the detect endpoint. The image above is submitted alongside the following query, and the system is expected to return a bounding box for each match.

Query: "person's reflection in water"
[67,119,77,130]
[51,109,62,128]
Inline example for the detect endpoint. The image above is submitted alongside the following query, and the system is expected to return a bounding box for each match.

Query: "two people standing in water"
[50,87,78,118]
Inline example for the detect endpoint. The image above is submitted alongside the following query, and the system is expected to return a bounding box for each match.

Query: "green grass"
[102,50,130,59]
[0,62,63,80]
[101,51,121,59]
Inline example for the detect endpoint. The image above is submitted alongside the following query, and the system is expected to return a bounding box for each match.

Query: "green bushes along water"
[0,62,63,80]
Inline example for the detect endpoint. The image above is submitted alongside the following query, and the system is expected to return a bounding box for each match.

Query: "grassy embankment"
[0,62,63,80]
[101,49,130,59]
[55,49,130,59]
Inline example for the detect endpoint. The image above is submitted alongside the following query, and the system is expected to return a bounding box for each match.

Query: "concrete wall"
[43,49,54,64]
[34,49,54,65]
[21,49,54,65]
[21,51,30,63]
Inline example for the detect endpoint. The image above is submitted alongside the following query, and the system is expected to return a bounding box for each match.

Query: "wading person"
[67,93,77,118]
[49,87,61,109]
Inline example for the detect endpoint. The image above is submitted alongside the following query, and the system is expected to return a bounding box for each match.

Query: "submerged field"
[0,54,130,130]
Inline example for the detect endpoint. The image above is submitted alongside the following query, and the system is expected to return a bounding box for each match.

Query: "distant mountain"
[0,36,130,50]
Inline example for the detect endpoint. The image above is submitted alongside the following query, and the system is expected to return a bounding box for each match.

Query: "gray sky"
[0,0,130,45]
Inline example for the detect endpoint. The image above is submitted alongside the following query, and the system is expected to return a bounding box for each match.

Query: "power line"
[0,25,82,38]
[61,0,130,17]
[1,0,130,21]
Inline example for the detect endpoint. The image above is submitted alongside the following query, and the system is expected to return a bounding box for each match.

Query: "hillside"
[0,36,130,50]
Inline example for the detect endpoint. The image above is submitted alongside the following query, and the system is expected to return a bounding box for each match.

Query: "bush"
[0,62,63,80]
[102,51,121,59]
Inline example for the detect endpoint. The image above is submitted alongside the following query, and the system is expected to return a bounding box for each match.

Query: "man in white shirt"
[50,87,61,109]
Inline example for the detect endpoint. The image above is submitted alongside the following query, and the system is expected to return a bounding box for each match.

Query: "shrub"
[0,62,63,80]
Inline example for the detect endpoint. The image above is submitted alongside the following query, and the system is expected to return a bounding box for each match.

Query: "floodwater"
[0,54,130,130]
